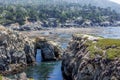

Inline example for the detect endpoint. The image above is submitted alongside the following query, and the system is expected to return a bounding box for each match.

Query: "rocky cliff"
[62,34,120,80]
[0,26,62,75]
[0,26,35,74]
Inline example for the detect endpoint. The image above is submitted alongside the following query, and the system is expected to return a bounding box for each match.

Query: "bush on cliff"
[0,75,2,80]
[86,38,120,59]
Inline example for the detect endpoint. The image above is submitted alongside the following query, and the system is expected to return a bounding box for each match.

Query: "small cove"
[5,27,120,80]
[23,35,69,80]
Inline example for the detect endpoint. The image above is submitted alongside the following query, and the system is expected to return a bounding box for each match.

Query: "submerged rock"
[62,34,120,80]
[0,26,35,74]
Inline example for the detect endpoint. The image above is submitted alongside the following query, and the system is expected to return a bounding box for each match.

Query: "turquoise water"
[25,52,64,80]
[24,41,67,80]
[36,49,42,63]
[25,61,63,80]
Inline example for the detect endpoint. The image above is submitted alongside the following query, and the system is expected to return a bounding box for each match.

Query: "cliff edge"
[62,34,120,80]
[0,26,35,75]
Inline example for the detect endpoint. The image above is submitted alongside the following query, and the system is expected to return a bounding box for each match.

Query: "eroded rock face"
[0,26,35,73]
[62,34,120,80]
[0,26,62,75]
[35,37,62,61]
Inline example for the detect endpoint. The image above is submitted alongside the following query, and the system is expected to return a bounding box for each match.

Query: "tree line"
[0,3,120,26]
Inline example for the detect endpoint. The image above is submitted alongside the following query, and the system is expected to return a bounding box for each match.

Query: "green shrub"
[0,74,2,80]
[97,39,120,49]
[86,38,120,59]
[106,49,120,59]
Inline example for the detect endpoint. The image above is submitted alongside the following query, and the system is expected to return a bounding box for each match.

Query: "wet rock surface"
[62,34,120,80]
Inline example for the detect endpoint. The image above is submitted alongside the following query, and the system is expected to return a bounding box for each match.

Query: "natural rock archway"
[0,26,62,74]
[35,37,62,61]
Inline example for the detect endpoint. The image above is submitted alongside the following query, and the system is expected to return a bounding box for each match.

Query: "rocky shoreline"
[1,25,120,80]
[62,34,120,80]
[4,20,120,31]
[0,26,62,76]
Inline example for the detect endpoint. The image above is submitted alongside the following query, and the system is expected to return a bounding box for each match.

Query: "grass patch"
[86,38,120,59]
[96,39,120,49]
[106,49,120,59]
[74,34,120,59]
[0,74,2,80]
[87,42,103,59]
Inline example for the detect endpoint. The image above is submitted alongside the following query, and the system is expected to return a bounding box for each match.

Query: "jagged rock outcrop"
[0,26,62,75]
[35,37,62,61]
[0,26,35,74]
[62,34,120,80]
